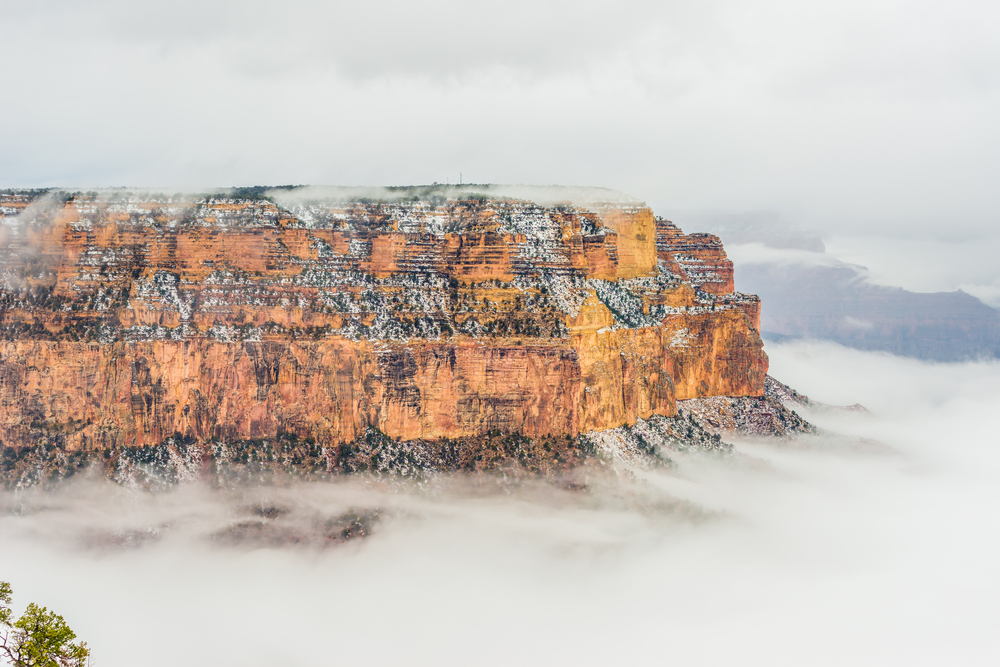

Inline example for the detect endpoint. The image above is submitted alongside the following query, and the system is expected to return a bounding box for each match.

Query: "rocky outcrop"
[0,187,767,454]
[678,394,816,439]
[764,375,870,415]
[655,218,735,295]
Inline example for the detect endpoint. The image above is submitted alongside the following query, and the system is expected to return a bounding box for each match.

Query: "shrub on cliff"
[0,581,90,667]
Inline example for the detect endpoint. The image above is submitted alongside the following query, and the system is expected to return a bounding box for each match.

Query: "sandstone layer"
[0,186,766,452]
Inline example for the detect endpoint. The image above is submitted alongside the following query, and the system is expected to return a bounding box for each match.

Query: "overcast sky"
[3,0,998,240]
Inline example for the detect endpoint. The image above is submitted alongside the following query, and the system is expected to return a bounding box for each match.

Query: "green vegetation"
[0,189,52,197]
[0,581,90,667]
[220,185,301,202]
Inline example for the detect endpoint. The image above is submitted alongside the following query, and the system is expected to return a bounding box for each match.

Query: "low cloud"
[824,234,1000,308]
[843,315,873,330]
[2,342,998,665]
[724,242,845,268]
[268,184,641,208]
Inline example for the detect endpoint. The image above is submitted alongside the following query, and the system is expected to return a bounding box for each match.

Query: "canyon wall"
[0,188,766,451]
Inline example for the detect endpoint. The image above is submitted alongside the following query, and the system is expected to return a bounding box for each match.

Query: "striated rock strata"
[0,186,766,458]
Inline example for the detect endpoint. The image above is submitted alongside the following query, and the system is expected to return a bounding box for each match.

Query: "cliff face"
[0,338,579,449]
[655,218,734,294]
[0,187,766,452]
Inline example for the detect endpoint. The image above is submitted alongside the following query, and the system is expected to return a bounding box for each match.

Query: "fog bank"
[1,341,998,665]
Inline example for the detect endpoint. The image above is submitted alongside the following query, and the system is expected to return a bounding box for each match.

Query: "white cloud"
[843,315,873,329]
[724,242,845,267]
[825,234,1000,305]
[2,342,999,665]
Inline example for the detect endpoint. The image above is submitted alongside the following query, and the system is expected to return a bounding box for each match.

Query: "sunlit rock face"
[0,186,766,452]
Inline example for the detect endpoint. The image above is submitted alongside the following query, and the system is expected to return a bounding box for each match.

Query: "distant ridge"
[675,210,1000,362]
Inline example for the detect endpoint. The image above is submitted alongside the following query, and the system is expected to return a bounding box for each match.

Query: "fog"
[266,184,640,208]
[1,341,998,666]
[725,233,1000,315]
[822,235,1000,309]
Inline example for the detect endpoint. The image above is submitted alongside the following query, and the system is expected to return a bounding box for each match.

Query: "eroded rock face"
[655,218,735,295]
[0,187,766,452]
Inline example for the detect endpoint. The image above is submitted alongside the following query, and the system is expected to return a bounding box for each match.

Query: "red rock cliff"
[0,188,766,451]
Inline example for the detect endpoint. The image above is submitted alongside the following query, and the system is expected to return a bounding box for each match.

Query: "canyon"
[0,186,767,472]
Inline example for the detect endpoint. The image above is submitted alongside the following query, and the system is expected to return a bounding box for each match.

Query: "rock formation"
[0,186,767,462]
